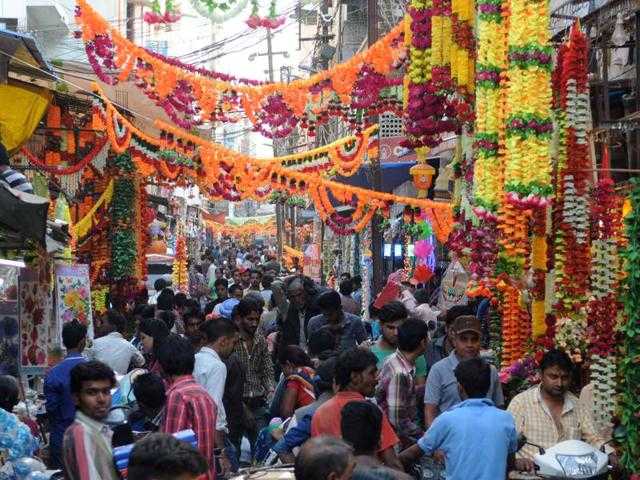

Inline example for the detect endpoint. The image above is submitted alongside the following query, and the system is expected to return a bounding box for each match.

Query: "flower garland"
[110,153,137,280]
[206,219,277,237]
[75,0,404,136]
[144,0,181,24]
[619,178,640,474]
[190,0,250,23]
[473,0,506,213]
[74,179,114,238]
[18,137,108,176]
[502,0,553,207]
[246,0,284,29]
[172,234,189,293]
[497,279,529,367]
[93,84,454,240]
[587,150,622,434]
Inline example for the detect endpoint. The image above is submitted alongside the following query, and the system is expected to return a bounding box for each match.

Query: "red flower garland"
[19,137,108,175]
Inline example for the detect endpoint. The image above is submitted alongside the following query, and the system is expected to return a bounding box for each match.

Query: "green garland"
[110,152,137,280]
[619,178,640,473]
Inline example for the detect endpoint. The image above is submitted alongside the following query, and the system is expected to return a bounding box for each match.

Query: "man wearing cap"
[424,315,504,428]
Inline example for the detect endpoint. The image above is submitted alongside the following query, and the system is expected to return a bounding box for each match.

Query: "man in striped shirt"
[0,143,33,194]
[62,361,119,480]
[158,334,218,480]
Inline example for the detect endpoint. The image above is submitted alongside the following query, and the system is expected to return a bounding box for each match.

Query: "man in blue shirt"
[400,357,519,480]
[44,320,87,468]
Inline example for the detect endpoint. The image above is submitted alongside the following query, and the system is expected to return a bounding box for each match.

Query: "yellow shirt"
[507,384,606,461]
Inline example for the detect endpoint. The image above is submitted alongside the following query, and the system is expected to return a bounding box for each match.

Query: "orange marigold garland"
[172,233,189,294]
[75,0,404,136]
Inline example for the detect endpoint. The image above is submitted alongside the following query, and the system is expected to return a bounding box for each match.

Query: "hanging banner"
[55,264,94,340]
[19,265,53,368]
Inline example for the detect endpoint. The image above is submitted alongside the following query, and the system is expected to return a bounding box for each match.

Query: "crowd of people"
[0,246,619,480]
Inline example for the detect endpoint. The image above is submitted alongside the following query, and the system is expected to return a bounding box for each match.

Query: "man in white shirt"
[194,318,239,473]
[86,310,145,375]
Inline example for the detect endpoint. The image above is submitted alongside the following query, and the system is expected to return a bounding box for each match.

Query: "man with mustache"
[508,349,617,473]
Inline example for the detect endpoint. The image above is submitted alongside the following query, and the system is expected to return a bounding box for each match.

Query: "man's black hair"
[0,375,19,411]
[228,283,244,296]
[443,304,475,326]
[368,302,380,319]
[308,328,336,357]
[397,317,430,352]
[413,288,431,305]
[214,278,228,289]
[314,356,338,394]
[156,289,175,311]
[157,334,195,377]
[157,310,176,331]
[142,305,156,319]
[235,297,262,318]
[70,361,116,395]
[244,291,266,310]
[0,143,9,166]
[454,357,491,398]
[132,373,166,410]
[340,401,382,455]
[199,318,237,343]
[539,348,574,373]
[339,279,354,296]
[294,436,352,480]
[262,274,274,289]
[106,309,126,332]
[378,300,408,324]
[317,290,342,313]
[204,301,216,316]
[351,275,362,288]
[127,433,208,480]
[184,299,201,318]
[174,292,188,309]
[334,347,377,389]
[62,320,87,350]
[278,345,312,367]
[153,278,168,292]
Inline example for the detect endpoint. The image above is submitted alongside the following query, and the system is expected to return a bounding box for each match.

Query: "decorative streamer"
[74,179,114,238]
[190,0,250,23]
[75,0,404,136]
[172,233,189,293]
[110,153,137,280]
[92,84,454,240]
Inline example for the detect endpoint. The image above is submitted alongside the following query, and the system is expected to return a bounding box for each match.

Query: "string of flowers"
[172,232,189,293]
[619,178,640,474]
[550,22,592,363]
[144,0,181,24]
[75,0,404,136]
[206,219,277,237]
[92,84,454,240]
[473,0,507,213]
[190,0,249,23]
[246,0,285,29]
[502,0,553,208]
[587,146,622,434]
[18,137,109,176]
[110,153,137,280]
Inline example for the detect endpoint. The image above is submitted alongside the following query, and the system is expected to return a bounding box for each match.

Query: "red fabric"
[286,367,316,409]
[310,391,399,452]
[162,375,217,480]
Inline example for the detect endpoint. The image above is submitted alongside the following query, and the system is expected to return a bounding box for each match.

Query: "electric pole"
[368,0,384,294]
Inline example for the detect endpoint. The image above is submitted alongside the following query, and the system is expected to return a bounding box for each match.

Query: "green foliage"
[619,178,640,474]
[110,152,137,280]
[112,178,135,224]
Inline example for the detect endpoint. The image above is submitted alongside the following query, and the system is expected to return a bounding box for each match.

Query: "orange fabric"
[311,391,399,452]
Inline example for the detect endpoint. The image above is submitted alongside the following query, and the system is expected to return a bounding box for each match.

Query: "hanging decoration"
[587,145,622,435]
[246,0,284,28]
[144,0,181,24]
[17,138,109,199]
[110,153,137,280]
[75,0,404,136]
[403,0,474,154]
[619,178,640,474]
[473,0,506,213]
[502,0,553,207]
[190,0,250,23]
[74,179,114,238]
[205,219,277,237]
[92,84,454,240]
[172,232,189,293]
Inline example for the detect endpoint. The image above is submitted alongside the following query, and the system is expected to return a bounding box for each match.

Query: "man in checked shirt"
[158,335,218,480]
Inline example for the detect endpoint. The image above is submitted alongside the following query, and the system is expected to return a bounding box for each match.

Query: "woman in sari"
[270,345,316,419]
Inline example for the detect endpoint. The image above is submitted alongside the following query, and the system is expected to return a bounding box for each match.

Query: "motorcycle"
[521,437,611,479]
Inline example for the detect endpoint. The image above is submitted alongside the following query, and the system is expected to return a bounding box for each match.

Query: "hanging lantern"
[410,163,436,198]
